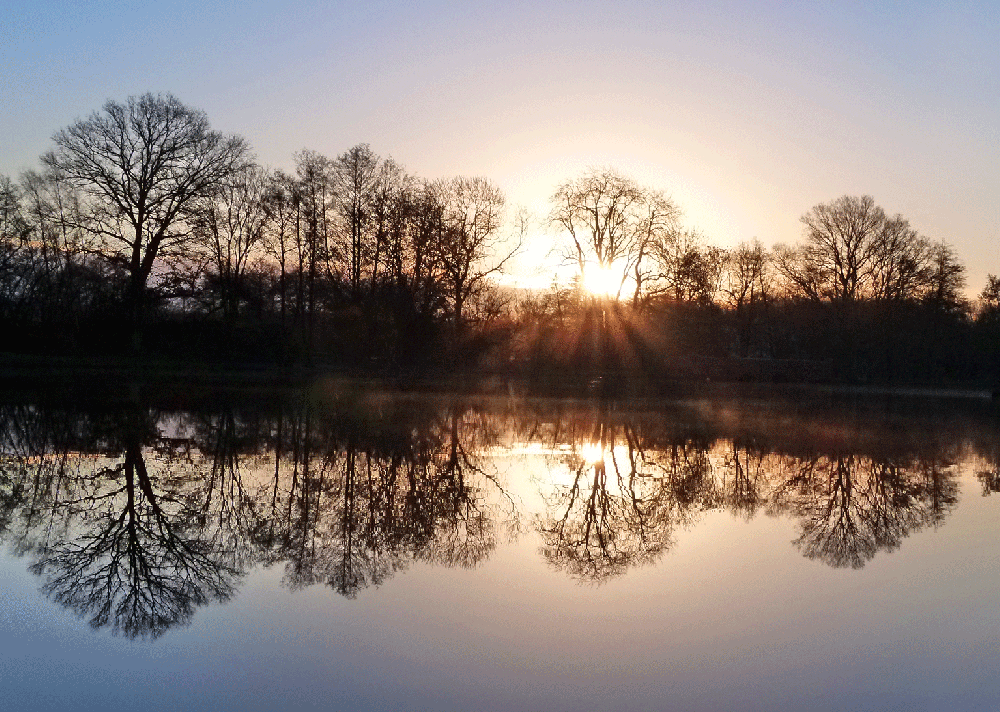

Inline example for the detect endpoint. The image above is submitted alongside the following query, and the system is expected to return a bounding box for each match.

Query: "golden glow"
[582,265,621,297]
[579,441,605,465]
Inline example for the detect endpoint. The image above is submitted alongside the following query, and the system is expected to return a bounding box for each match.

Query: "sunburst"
[582,265,621,298]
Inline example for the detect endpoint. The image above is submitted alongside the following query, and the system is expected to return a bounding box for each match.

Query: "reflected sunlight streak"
[580,441,605,465]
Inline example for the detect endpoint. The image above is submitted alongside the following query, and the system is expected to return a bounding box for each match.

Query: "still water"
[2,379,1000,711]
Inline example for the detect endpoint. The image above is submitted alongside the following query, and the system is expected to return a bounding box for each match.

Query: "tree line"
[0,94,516,368]
[1,92,998,383]
[524,171,999,384]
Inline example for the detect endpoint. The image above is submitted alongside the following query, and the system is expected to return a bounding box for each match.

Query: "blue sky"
[2,0,997,290]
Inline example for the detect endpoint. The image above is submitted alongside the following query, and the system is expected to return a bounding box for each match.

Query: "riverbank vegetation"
[2,94,998,385]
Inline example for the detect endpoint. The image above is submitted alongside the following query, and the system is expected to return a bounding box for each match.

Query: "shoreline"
[1,352,994,403]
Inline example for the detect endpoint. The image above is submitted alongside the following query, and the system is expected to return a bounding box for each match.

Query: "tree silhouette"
[777,453,957,569]
[550,168,681,304]
[262,396,511,598]
[0,386,982,622]
[42,93,250,347]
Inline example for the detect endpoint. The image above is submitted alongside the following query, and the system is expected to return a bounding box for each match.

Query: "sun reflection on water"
[579,441,605,465]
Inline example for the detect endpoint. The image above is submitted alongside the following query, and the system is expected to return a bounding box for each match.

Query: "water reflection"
[0,384,996,637]
[536,411,681,582]
[258,399,510,596]
[0,390,515,638]
[975,435,1000,496]
[0,402,240,638]
[528,398,965,578]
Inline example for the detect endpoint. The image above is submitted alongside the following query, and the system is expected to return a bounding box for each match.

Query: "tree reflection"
[537,411,677,583]
[6,404,240,638]
[773,452,957,569]
[0,391,516,631]
[719,439,767,519]
[974,434,1000,496]
[0,385,988,630]
[266,397,512,597]
[530,398,964,580]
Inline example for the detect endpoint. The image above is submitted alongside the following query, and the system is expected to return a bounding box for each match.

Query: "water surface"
[2,381,999,711]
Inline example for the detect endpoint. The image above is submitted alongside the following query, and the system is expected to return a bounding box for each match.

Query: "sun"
[583,264,621,297]
[580,441,605,464]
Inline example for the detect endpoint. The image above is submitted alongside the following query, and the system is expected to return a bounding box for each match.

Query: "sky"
[2,0,998,292]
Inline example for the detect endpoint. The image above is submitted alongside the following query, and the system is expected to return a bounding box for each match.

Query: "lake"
[2,378,1000,711]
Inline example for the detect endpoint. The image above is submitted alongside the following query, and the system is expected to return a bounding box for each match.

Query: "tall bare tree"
[332,144,379,297]
[19,169,86,270]
[646,228,725,305]
[549,168,681,302]
[923,240,966,311]
[190,163,271,321]
[721,239,773,356]
[436,176,513,332]
[1,175,31,245]
[42,93,250,344]
[776,195,962,306]
[978,275,1000,320]
[0,176,34,327]
[293,149,335,352]
[261,170,302,331]
[721,239,771,311]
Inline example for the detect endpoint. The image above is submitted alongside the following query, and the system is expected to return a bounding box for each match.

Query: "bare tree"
[922,240,966,311]
[721,239,773,356]
[0,176,35,327]
[366,157,410,296]
[646,228,725,305]
[331,144,380,297]
[401,179,450,319]
[866,216,932,302]
[19,169,86,270]
[0,175,31,245]
[261,170,302,331]
[721,239,771,310]
[41,93,250,344]
[329,145,417,302]
[190,163,271,321]
[436,176,513,332]
[292,149,335,352]
[777,195,962,306]
[977,274,1000,324]
[795,195,888,302]
[549,168,681,303]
